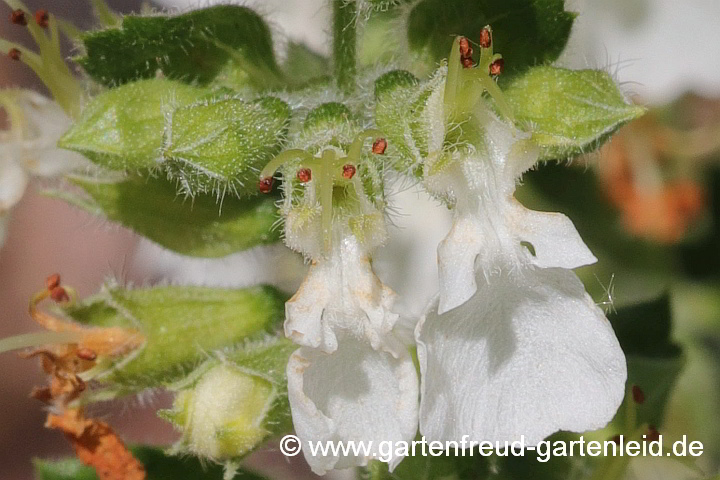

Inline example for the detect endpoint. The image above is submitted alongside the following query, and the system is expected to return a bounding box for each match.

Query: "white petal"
[287,339,418,475]
[416,266,626,445]
[436,214,485,314]
[0,158,29,214]
[509,201,597,270]
[285,236,399,354]
[2,91,88,177]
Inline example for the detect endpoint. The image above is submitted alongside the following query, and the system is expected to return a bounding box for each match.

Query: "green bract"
[505,66,647,160]
[374,69,435,175]
[62,282,287,392]
[49,175,281,258]
[163,96,290,197]
[77,5,281,88]
[58,79,208,171]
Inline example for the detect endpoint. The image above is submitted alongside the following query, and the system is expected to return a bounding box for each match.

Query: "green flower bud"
[59,78,208,171]
[162,95,291,197]
[160,339,295,462]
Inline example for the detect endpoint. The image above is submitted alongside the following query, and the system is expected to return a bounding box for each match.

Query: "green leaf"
[608,294,685,427]
[59,79,208,171]
[160,337,296,462]
[77,5,281,87]
[33,445,268,480]
[406,0,575,78]
[505,66,646,161]
[162,95,290,197]
[62,283,287,390]
[49,174,280,257]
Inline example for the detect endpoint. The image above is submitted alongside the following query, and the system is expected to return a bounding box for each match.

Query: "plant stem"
[332,0,357,94]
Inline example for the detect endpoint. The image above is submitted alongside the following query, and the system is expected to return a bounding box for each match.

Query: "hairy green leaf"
[33,445,267,480]
[58,79,208,171]
[163,96,290,197]
[505,66,646,161]
[77,5,281,87]
[406,0,575,78]
[49,175,280,257]
[62,282,287,391]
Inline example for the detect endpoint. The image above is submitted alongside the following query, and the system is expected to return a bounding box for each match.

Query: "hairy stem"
[332,0,357,93]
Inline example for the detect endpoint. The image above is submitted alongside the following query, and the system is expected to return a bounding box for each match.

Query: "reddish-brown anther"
[610,434,621,445]
[8,48,21,61]
[647,425,660,442]
[461,57,474,69]
[257,177,273,193]
[342,164,356,179]
[372,138,388,155]
[46,274,61,291]
[296,168,312,183]
[35,9,49,28]
[489,58,504,76]
[632,384,645,404]
[479,28,492,49]
[76,348,98,361]
[10,9,28,26]
[50,287,70,303]
[458,37,472,58]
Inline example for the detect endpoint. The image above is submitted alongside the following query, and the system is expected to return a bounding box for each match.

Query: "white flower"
[285,234,418,475]
[415,82,627,446]
[267,137,419,475]
[0,90,88,246]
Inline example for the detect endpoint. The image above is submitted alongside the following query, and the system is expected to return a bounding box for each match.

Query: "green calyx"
[61,283,287,394]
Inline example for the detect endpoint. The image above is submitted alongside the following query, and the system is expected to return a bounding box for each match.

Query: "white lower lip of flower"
[416,266,627,446]
[287,341,418,475]
[284,235,399,354]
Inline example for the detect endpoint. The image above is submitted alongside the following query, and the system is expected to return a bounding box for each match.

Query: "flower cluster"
[268,30,627,474]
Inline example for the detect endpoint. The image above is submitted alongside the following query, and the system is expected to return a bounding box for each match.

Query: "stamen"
[257,177,274,194]
[10,9,27,25]
[489,58,504,76]
[50,286,70,303]
[631,385,645,404]
[76,348,97,361]
[458,37,472,58]
[647,425,660,442]
[46,273,61,290]
[8,47,21,60]
[479,27,492,49]
[34,9,49,28]
[461,57,474,69]
[296,168,312,183]
[372,138,387,155]
[342,164,356,179]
